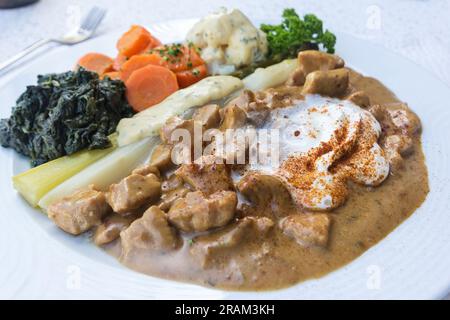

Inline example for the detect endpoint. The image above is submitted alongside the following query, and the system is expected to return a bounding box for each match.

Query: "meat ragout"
[47,50,429,290]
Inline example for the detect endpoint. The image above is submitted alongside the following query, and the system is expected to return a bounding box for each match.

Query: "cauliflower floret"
[186,8,268,74]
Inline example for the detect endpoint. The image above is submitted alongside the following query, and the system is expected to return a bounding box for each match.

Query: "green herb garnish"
[261,8,336,60]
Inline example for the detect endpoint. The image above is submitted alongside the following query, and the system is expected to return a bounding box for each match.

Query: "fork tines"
[80,6,106,32]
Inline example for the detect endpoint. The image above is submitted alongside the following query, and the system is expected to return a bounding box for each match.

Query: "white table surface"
[0,0,449,299]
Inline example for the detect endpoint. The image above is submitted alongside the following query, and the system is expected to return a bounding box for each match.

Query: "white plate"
[0,19,449,300]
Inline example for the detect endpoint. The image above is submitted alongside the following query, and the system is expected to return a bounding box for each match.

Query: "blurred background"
[0,0,449,86]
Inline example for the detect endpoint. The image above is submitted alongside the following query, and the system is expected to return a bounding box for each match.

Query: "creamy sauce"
[105,69,429,291]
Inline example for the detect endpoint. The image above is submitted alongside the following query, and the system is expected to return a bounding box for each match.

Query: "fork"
[0,6,106,73]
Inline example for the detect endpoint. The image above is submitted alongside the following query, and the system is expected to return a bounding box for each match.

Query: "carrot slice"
[117,25,160,58]
[142,37,162,53]
[176,64,208,88]
[152,44,205,72]
[77,53,114,75]
[120,54,167,82]
[125,65,179,112]
[184,46,204,69]
[113,53,127,71]
[100,71,121,80]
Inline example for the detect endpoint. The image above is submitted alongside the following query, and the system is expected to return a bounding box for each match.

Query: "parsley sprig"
[261,9,336,60]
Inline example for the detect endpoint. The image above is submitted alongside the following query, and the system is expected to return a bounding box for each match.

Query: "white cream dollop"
[250,95,390,211]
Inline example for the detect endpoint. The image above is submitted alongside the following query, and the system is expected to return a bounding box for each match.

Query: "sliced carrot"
[120,54,167,82]
[125,65,179,112]
[77,53,114,75]
[142,37,162,53]
[117,25,159,58]
[184,46,205,69]
[176,64,208,88]
[100,71,121,80]
[113,53,127,71]
[152,44,205,72]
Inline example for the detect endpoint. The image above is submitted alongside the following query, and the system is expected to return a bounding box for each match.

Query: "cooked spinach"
[0,68,134,166]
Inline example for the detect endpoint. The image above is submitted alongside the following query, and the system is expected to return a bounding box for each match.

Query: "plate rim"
[0,18,449,299]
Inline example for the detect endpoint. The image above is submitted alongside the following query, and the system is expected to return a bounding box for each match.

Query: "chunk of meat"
[120,206,180,260]
[160,116,195,143]
[259,86,304,109]
[286,68,306,87]
[132,164,160,177]
[161,174,185,192]
[158,186,190,211]
[387,108,421,136]
[150,144,173,171]
[106,173,161,214]
[346,90,370,108]
[190,216,274,267]
[367,104,386,121]
[368,103,420,172]
[242,101,270,126]
[205,131,248,165]
[302,69,349,97]
[158,175,192,211]
[168,190,237,232]
[227,90,270,126]
[384,134,414,157]
[369,103,421,137]
[383,134,414,171]
[219,104,247,130]
[287,50,345,86]
[237,173,294,217]
[48,186,110,235]
[298,50,345,74]
[279,213,331,247]
[93,212,139,246]
[192,104,221,130]
[209,104,257,162]
[175,155,233,195]
[369,104,405,140]
[228,90,256,109]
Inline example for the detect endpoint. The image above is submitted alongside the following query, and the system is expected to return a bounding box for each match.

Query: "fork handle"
[0,38,52,73]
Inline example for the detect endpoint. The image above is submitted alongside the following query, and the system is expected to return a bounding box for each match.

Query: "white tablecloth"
[0,0,449,299]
